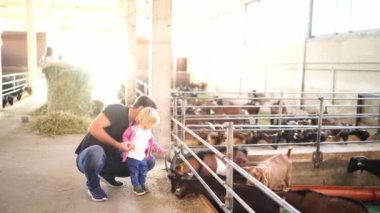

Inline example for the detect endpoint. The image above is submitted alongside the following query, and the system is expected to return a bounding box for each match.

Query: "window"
[312,0,380,36]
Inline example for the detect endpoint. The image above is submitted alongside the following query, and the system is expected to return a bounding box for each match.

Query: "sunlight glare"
[58,31,126,106]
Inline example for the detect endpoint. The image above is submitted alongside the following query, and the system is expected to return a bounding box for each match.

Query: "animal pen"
[169,90,380,212]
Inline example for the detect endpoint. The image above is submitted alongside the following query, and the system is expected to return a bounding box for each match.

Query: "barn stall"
[169,89,380,212]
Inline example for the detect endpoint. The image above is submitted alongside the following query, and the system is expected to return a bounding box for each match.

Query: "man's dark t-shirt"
[75,104,129,158]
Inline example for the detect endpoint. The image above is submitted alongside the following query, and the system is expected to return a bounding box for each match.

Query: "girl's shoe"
[142,185,150,193]
[133,186,146,195]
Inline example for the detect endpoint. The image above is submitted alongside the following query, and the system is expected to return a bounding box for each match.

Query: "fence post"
[279,91,284,126]
[313,97,324,168]
[378,98,380,140]
[180,94,186,153]
[225,122,234,211]
[172,93,178,147]
[0,74,2,111]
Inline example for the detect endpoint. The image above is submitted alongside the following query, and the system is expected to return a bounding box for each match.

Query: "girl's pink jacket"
[121,125,166,162]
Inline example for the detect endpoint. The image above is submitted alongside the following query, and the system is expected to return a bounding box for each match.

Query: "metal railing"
[2,72,28,96]
[170,90,380,212]
[135,78,150,96]
[171,118,300,213]
[171,91,380,167]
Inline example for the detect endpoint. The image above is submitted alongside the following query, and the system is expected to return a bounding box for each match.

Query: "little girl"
[121,107,166,195]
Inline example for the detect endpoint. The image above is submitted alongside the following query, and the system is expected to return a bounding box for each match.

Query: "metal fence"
[171,118,300,213]
[2,72,28,96]
[135,78,150,96]
[170,90,380,212]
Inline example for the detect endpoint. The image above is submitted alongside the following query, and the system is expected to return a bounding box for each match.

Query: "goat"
[168,176,280,213]
[246,131,280,149]
[284,189,368,213]
[347,156,380,178]
[244,148,292,189]
[338,129,370,141]
[2,88,23,108]
[270,100,288,125]
[169,147,248,179]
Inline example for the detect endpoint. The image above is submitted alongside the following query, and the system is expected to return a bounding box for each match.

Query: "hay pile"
[29,62,104,136]
[29,111,91,136]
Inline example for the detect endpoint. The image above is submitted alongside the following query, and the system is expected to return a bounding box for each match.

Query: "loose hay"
[29,111,91,136]
[31,100,103,118]
[30,103,48,116]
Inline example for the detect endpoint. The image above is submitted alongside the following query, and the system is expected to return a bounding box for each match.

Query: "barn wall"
[304,33,380,93]
[183,0,310,93]
[183,1,380,95]
[186,9,243,92]
[1,31,46,73]
[136,37,149,82]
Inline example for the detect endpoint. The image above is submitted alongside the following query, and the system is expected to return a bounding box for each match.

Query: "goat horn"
[205,121,216,131]
[165,155,171,174]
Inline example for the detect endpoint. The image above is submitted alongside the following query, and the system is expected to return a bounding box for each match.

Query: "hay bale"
[43,62,92,116]
[91,100,104,117]
[29,111,91,136]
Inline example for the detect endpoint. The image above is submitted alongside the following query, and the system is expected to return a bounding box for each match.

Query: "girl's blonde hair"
[135,106,160,127]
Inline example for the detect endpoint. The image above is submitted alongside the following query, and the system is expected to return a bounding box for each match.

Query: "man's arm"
[88,112,129,152]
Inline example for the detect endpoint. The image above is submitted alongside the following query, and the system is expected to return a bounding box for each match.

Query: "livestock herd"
[166,147,372,213]
[168,86,378,212]
[173,89,377,148]
[2,86,31,108]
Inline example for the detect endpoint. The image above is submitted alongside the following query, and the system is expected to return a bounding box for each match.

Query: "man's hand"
[126,143,135,151]
[119,142,134,152]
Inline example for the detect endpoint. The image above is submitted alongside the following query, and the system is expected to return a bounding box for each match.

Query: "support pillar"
[45,1,60,62]
[149,0,173,149]
[0,30,3,110]
[125,0,137,105]
[27,0,38,92]
[299,0,314,106]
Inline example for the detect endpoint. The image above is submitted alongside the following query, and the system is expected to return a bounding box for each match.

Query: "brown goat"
[284,189,368,213]
[270,100,288,125]
[244,148,292,189]
[174,147,248,177]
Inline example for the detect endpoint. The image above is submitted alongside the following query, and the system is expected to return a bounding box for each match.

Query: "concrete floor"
[0,92,206,213]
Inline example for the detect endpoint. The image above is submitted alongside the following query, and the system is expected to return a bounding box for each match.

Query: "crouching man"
[75,95,158,202]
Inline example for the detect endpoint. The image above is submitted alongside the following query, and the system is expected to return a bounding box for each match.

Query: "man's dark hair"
[132,95,157,109]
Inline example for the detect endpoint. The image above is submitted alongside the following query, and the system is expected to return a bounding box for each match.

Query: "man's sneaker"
[87,186,108,202]
[133,186,146,196]
[142,185,150,193]
[99,174,123,187]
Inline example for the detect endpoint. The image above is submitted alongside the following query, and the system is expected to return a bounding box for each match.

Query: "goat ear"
[186,173,194,180]
[175,163,186,175]
[261,171,269,186]
[243,166,255,175]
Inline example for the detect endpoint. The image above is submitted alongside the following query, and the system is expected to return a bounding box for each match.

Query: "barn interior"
[1,0,380,212]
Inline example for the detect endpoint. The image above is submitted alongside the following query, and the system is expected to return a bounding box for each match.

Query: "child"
[121,107,166,195]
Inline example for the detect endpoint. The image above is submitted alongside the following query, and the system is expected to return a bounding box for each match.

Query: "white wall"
[305,34,380,93]
[180,0,380,97]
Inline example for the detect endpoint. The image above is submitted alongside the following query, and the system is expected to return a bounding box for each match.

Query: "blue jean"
[76,145,155,190]
[126,157,148,188]
[76,145,106,190]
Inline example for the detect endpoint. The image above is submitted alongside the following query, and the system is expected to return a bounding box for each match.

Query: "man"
[75,95,158,202]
